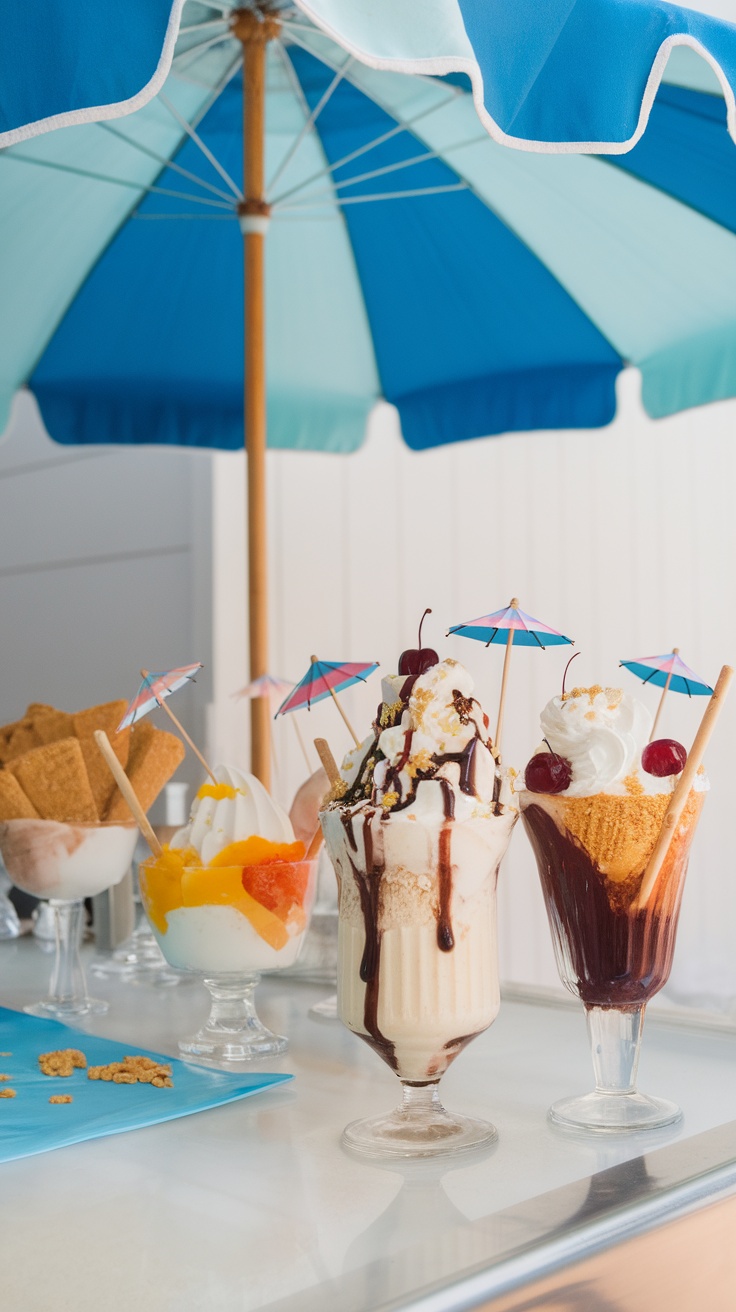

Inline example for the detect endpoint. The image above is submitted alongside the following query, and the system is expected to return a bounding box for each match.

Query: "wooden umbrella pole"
[94,731,162,857]
[233,6,280,791]
[311,655,361,748]
[650,649,677,742]
[494,599,519,753]
[141,671,217,784]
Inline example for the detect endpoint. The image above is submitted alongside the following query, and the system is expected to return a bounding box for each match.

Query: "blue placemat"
[0,1007,292,1163]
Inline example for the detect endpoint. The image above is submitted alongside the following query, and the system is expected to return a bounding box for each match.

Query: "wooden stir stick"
[94,730,162,857]
[140,668,217,785]
[494,598,518,753]
[305,737,342,861]
[636,664,733,908]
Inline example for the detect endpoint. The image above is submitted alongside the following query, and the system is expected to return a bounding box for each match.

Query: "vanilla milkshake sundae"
[321,656,517,1088]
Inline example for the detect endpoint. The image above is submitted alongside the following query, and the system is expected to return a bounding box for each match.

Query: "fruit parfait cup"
[139,767,318,1066]
[0,818,137,1018]
[520,684,708,1132]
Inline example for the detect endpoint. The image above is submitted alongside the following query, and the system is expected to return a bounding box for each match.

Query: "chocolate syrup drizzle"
[335,683,505,1068]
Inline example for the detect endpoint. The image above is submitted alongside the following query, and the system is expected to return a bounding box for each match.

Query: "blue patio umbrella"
[4,2,736,784]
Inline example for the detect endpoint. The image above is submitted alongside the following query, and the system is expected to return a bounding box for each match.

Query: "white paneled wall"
[3,375,735,1005]
[0,391,215,813]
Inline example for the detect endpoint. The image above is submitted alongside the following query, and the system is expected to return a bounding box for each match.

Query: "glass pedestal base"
[25,995,108,1021]
[178,973,287,1068]
[309,993,337,1021]
[343,1084,497,1160]
[550,1089,682,1133]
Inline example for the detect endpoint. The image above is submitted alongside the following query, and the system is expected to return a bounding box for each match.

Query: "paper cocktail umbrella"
[448,599,573,752]
[275,657,379,749]
[620,650,714,741]
[233,673,311,772]
[118,664,215,782]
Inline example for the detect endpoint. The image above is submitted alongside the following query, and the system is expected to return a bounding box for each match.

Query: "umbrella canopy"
[448,603,573,649]
[620,651,714,697]
[234,673,294,700]
[118,663,202,730]
[5,20,736,446]
[5,1,736,155]
[275,659,379,715]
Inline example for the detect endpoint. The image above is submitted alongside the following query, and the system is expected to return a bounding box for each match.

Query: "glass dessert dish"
[321,656,518,1159]
[139,766,318,1066]
[521,684,708,1132]
[0,818,137,1017]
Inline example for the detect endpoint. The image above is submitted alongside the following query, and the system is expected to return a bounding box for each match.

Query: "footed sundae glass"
[321,654,518,1159]
[0,818,137,1018]
[140,853,318,1065]
[521,685,708,1133]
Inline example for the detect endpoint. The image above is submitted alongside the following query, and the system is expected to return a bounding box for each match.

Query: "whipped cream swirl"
[172,765,294,864]
[540,687,653,796]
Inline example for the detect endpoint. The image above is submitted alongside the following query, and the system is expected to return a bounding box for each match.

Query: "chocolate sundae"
[520,685,707,1008]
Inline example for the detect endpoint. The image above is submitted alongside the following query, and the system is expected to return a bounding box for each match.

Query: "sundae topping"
[172,765,293,864]
[540,687,656,797]
[397,608,440,695]
[642,739,687,778]
[524,750,572,795]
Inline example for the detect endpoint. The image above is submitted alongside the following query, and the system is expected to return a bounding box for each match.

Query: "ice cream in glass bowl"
[320,656,518,1158]
[520,683,708,1132]
[139,766,318,1065]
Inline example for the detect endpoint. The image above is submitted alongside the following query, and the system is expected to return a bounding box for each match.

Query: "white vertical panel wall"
[209,370,736,1010]
[0,391,214,814]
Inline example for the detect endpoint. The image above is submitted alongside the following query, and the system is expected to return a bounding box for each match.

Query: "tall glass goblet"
[321,805,517,1159]
[139,855,318,1066]
[0,819,137,1018]
[521,786,706,1131]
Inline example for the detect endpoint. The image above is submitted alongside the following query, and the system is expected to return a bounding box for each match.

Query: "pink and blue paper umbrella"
[275,658,379,750]
[448,601,573,649]
[621,649,713,742]
[233,674,294,702]
[620,651,713,698]
[117,664,203,732]
[448,599,572,751]
[275,660,379,716]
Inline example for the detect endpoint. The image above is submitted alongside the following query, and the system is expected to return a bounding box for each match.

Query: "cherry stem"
[543,738,553,753]
[418,607,432,650]
[562,651,581,698]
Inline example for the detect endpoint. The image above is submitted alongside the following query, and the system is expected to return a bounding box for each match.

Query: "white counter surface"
[2,936,736,1312]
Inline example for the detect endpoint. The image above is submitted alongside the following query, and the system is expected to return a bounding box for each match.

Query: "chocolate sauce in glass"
[343,812,397,1072]
[522,804,683,1008]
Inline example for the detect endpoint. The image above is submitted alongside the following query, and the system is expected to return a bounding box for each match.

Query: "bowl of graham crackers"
[0,698,185,901]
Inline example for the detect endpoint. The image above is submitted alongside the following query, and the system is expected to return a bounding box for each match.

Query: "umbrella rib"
[172,32,233,71]
[276,183,467,210]
[0,151,234,208]
[98,123,236,202]
[267,45,353,194]
[159,92,242,198]
[189,51,243,133]
[133,213,235,220]
[179,19,230,37]
[275,31,460,201]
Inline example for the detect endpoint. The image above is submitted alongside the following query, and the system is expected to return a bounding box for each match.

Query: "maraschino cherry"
[524,750,572,795]
[641,739,687,777]
[398,609,439,680]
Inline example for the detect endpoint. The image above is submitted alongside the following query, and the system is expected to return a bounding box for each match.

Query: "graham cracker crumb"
[0,1052,12,1057]
[0,1074,11,1082]
[380,701,403,727]
[406,749,432,778]
[49,1095,73,1104]
[39,1049,87,1077]
[87,1055,173,1088]
[0,1088,16,1099]
[381,790,399,811]
[327,778,347,802]
[623,772,645,797]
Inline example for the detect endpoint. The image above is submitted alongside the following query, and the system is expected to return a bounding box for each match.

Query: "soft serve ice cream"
[520,685,707,1006]
[139,767,316,973]
[321,657,517,1083]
